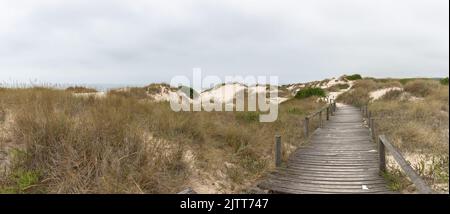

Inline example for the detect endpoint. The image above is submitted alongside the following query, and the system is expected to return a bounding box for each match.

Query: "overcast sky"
[0,0,448,85]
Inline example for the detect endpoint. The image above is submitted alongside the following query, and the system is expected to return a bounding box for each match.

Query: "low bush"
[295,87,326,99]
[346,74,362,80]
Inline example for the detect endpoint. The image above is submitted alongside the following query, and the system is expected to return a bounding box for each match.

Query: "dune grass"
[0,87,324,193]
[337,78,449,192]
[65,86,98,94]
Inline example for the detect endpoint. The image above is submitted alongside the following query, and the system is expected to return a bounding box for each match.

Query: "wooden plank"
[266,175,388,186]
[260,179,390,193]
[276,168,382,178]
[258,185,393,194]
[271,170,385,179]
[288,161,379,167]
[259,104,394,194]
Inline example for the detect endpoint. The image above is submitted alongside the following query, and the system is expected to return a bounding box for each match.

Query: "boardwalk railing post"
[378,135,434,193]
[330,100,335,116]
[275,135,282,167]
[326,106,330,121]
[370,118,376,141]
[378,136,386,173]
[319,110,323,128]
[304,117,309,138]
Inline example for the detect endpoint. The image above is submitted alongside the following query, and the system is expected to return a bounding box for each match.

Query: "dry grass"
[338,78,449,192]
[1,88,187,193]
[107,87,149,99]
[337,79,403,106]
[65,86,98,94]
[326,83,350,92]
[0,87,324,193]
[404,79,441,97]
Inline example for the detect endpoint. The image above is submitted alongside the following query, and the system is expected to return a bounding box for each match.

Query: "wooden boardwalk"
[259,104,393,194]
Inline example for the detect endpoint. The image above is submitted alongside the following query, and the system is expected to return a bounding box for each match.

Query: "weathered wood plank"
[258,104,394,194]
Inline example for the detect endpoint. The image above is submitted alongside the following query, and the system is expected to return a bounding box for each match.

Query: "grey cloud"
[0,0,448,85]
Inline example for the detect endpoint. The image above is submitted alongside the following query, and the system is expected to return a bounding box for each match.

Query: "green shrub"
[295,88,326,99]
[346,74,362,80]
[440,77,449,85]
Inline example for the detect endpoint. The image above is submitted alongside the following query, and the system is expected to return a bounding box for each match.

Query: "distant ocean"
[80,84,147,92]
[0,82,146,92]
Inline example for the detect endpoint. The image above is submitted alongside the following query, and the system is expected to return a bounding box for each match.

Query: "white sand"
[369,87,403,101]
[73,92,106,98]
[151,85,172,101]
[148,85,192,102]
[320,77,349,89]
[199,83,247,104]
[248,85,267,94]
[327,80,354,100]
[270,97,289,104]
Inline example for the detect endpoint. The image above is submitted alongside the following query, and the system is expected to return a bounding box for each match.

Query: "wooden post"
[330,99,334,112]
[275,135,282,167]
[319,110,323,128]
[378,135,433,193]
[371,118,377,142]
[304,117,309,138]
[330,101,334,116]
[326,106,330,121]
[378,136,386,173]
